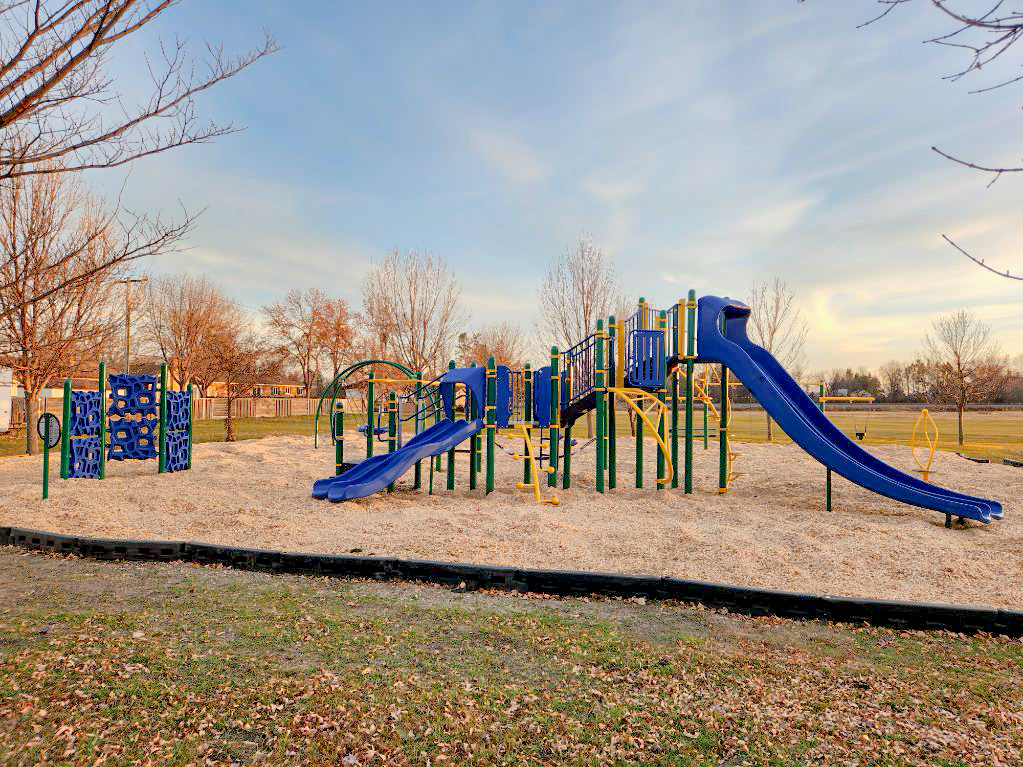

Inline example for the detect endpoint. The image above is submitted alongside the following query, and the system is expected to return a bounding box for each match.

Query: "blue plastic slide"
[312,418,484,502]
[697,295,1002,524]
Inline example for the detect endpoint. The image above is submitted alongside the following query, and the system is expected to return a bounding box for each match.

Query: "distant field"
[2,408,1021,462]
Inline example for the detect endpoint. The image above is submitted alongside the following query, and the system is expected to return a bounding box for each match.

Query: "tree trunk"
[586,410,594,438]
[765,413,773,442]
[957,406,964,446]
[225,397,236,442]
[24,391,38,455]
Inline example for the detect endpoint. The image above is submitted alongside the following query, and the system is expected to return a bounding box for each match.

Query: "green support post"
[158,363,168,474]
[669,307,679,488]
[387,391,397,492]
[61,379,71,479]
[636,298,644,488]
[562,422,572,489]
[434,373,443,473]
[656,311,666,490]
[413,372,423,490]
[595,320,606,493]
[703,402,708,450]
[684,289,696,494]
[719,363,729,493]
[366,371,375,459]
[469,362,478,491]
[523,365,533,486]
[475,362,484,473]
[42,416,51,499]
[187,384,194,469]
[548,348,560,488]
[98,361,107,480]
[819,381,831,511]
[447,360,456,491]
[607,316,617,490]
[486,356,496,495]
[334,400,344,476]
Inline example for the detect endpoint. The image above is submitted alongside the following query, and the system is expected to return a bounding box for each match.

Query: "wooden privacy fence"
[192,397,318,421]
[9,397,321,431]
[9,397,64,431]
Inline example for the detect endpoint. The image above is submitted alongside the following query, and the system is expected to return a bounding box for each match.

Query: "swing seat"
[855,431,866,441]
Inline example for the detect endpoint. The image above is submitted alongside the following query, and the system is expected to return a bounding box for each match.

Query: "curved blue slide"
[697,296,1002,524]
[313,418,484,502]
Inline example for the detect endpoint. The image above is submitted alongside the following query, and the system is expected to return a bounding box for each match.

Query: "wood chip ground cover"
[1,551,1021,766]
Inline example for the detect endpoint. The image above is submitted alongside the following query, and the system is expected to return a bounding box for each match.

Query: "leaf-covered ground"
[0,549,1020,766]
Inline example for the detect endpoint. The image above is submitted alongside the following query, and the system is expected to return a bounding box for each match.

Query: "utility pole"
[114,277,148,373]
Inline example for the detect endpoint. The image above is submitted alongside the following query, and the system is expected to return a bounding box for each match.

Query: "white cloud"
[467,128,545,184]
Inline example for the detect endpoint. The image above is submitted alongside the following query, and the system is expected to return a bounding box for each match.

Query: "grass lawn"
[1,550,1020,766]
[4,408,1022,462]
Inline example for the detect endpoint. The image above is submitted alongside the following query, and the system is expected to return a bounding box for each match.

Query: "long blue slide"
[697,296,1002,524]
[313,418,484,502]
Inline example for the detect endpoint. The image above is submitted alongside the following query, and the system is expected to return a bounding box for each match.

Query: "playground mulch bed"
[2,549,1022,766]
[1,435,1020,608]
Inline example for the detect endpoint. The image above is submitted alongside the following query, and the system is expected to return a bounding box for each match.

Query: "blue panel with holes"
[165,430,190,472]
[107,418,159,461]
[69,391,102,437]
[107,374,158,418]
[165,390,191,433]
[69,436,102,478]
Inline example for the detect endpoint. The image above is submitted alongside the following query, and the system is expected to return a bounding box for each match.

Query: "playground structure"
[52,362,192,487]
[313,294,1003,527]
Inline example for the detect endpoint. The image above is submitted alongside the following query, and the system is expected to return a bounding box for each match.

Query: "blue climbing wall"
[164,390,191,472]
[108,418,158,461]
[107,374,158,462]
[68,390,102,478]
[107,374,158,417]
[69,437,102,479]
[165,431,190,472]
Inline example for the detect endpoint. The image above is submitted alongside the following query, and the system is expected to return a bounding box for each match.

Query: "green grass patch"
[1,551,1021,766]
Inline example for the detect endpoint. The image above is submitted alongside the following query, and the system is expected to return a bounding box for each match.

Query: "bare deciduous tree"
[878,359,906,401]
[317,296,357,382]
[361,249,468,375]
[537,236,622,352]
[0,158,193,320]
[0,170,124,453]
[457,321,526,367]
[142,272,234,394]
[262,288,328,398]
[0,1,277,179]
[203,303,279,442]
[746,277,809,440]
[923,308,1006,444]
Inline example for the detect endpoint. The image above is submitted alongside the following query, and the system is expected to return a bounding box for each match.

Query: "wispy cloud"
[466,127,545,184]
[110,0,1022,370]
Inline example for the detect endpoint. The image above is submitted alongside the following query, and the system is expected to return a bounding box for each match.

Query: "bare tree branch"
[941,233,1023,280]
[0,1,278,178]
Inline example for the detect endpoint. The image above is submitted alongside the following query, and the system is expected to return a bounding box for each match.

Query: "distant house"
[207,377,308,398]
[0,367,11,434]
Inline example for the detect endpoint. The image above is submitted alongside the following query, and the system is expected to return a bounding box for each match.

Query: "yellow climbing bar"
[912,408,939,482]
[510,423,559,505]
[608,387,673,486]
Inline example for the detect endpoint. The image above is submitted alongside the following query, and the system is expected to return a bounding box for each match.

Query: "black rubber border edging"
[3,525,1021,636]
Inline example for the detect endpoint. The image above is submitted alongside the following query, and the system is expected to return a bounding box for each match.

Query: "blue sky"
[97,1,1023,370]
